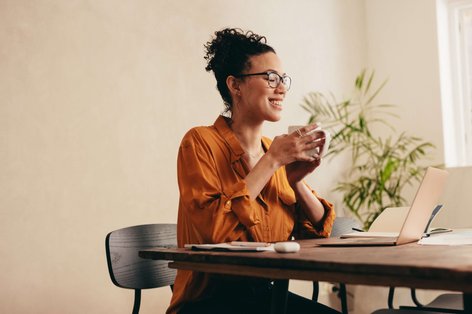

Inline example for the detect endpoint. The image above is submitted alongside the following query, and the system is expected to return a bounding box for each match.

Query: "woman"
[169,28,338,314]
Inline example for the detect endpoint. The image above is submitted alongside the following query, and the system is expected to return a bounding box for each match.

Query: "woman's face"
[235,52,287,123]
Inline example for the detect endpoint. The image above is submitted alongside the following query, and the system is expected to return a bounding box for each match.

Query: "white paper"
[418,229,472,245]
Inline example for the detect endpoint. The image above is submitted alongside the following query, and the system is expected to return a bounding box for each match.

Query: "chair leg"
[339,283,348,314]
[410,288,424,307]
[387,287,395,309]
[312,281,319,302]
[132,289,141,314]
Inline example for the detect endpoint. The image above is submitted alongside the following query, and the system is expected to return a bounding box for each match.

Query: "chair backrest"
[105,223,177,289]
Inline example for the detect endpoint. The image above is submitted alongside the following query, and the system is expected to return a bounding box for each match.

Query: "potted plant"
[301,70,435,230]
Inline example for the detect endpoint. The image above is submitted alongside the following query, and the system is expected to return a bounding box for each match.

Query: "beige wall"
[0,0,448,313]
[365,0,445,164]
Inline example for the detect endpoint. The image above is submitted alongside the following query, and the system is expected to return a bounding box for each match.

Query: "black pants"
[179,281,340,314]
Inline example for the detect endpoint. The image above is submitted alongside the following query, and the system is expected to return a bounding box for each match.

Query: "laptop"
[316,167,449,246]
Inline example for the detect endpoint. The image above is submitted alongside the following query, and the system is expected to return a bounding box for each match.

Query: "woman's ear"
[226,75,241,97]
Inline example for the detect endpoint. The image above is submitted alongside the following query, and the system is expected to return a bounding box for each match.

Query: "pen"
[230,241,271,247]
[352,227,364,232]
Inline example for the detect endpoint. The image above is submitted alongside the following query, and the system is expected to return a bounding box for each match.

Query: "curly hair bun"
[204,28,271,73]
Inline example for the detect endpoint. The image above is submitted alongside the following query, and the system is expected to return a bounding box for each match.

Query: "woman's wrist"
[263,151,282,170]
[289,180,304,192]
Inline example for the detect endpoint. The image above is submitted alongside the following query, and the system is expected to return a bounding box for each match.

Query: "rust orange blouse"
[167,115,335,314]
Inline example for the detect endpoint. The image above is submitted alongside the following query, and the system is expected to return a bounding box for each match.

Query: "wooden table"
[139,239,472,313]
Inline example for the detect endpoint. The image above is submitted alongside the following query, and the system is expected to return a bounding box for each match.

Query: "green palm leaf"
[301,69,436,230]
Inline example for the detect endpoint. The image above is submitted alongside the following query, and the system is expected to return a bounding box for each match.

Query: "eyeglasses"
[235,71,292,91]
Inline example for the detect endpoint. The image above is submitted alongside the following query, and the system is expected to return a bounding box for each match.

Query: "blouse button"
[225,200,231,208]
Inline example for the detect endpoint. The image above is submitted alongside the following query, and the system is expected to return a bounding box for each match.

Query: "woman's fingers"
[306,137,325,149]
[275,126,326,164]
[298,124,319,135]
[298,131,325,158]
[289,124,319,138]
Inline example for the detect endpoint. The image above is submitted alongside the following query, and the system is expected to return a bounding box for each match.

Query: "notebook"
[316,167,449,246]
[184,242,275,252]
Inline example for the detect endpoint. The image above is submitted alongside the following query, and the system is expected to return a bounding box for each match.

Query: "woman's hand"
[245,125,326,200]
[285,157,321,188]
[268,124,327,187]
[266,124,326,168]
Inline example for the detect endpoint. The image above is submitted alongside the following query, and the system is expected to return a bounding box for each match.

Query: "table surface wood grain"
[139,239,472,293]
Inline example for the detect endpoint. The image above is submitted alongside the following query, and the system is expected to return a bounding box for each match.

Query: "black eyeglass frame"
[235,71,292,91]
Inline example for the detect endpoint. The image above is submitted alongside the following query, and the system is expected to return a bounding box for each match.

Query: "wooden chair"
[105,224,177,314]
[312,216,362,314]
[372,287,463,313]
[371,287,463,314]
[399,291,463,313]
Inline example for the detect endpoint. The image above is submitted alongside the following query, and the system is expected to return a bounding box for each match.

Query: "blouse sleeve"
[294,184,336,239]
[177,129,262,244]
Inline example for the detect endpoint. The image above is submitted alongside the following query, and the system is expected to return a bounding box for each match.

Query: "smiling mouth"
[269,99,283,106]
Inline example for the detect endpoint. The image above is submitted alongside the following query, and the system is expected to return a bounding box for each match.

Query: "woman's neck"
[230,117,263,156]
